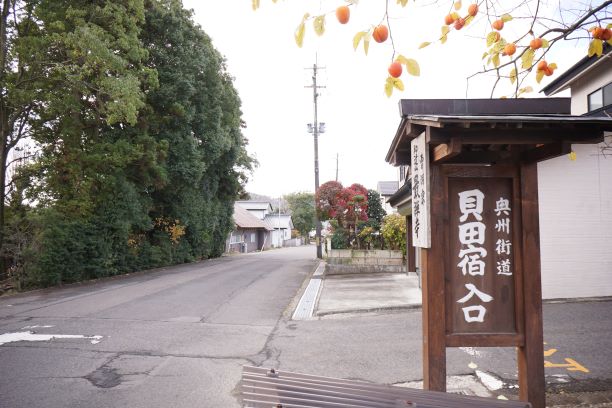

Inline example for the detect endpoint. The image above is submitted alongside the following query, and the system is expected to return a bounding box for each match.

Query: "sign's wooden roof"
[386,99,612,167]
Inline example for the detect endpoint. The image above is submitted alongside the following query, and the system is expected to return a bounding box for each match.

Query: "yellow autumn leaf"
[536,69,544,84]
[548,62,557,70]
[392,77,405,91]
[385,78,394,97]
[568,151,577,161]
[295,22,306,47]
[492,53,500,68]
[521,48,534,69]
[487,32,499,47]
[419,42,431,49]
[313,15,325,36]
[363,34,370,55]
[493,38,507,53]
[441,25,449,44]
[353,31,365,50]
[405,59,420,76]
[252,0,260,11]
[397,0,409,6]
[588,39,603,57]
[509,68,517,84]
[482,51,488,60]
[294,13,310,48]
[464,15,474,26]
[501,14,513,22]
[454,1,462,11]
[541,38,550,48]
[397,55,420,76]
[518,86,533,97]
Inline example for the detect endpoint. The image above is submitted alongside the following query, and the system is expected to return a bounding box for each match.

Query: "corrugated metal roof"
[236,201,274,211]
[377,181,399,196]
[263,214,294,230]
[233,204,273,230]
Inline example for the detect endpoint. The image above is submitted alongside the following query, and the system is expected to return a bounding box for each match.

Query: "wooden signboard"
[446,171,523,343]
[411,133,431,248]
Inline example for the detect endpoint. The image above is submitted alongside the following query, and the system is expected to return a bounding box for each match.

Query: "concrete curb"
[316,303,422,317]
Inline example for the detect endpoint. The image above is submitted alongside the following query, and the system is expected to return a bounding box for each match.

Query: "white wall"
[537,60,612,299]
[538,141,612,299]
[568,60,612,114]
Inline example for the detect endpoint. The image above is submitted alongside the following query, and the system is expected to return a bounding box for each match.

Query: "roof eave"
[541,44,612,96]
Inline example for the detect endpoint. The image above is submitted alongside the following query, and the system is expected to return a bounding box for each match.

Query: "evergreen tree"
[366,189,387,229]
[285,192,315,239]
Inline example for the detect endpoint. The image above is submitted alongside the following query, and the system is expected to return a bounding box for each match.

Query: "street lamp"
[307,121,325,259]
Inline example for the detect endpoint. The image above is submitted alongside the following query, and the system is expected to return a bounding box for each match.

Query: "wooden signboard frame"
[422,160,544,407]
[383,102,610,408]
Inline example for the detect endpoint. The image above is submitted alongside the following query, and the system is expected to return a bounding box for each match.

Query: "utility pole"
[305,63,325,259]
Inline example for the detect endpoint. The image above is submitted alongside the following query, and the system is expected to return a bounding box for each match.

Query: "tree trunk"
[0,0,10,278]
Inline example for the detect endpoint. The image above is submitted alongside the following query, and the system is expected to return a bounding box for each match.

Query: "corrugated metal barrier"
[241,366,531,408]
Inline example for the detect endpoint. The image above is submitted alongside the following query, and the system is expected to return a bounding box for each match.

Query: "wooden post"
[422,164,446,391]
[517,161,545,408]
[406,215,416,273]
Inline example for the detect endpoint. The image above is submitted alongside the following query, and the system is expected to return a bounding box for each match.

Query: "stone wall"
[325,249,405,275]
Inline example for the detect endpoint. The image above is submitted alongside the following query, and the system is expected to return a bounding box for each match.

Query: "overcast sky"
[182,0,582,198]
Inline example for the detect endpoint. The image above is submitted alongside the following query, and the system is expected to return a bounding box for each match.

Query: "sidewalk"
[315,271,422,317]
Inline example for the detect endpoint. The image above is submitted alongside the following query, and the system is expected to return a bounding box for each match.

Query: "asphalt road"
[0,246,316,408]
[1,245,611,407]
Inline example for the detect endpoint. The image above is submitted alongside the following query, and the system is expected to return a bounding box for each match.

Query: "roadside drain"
[292,262,325,320]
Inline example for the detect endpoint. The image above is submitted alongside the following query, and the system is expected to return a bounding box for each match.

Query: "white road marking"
[0,331,103,346]
[475,370,504,391]
[21,325,54,329]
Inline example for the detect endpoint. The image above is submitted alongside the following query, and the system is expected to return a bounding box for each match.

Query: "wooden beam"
[517,161,546,408]
[521,142,572,163]
[446,333,524,347]
[406,215,416,273]
[426,127,604,146]
[391,150,412,166]
[422,164,447,392]
[433,138,462,163]
[440,150,518,165]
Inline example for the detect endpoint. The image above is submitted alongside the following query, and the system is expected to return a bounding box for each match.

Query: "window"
[588,82,612,112]
[251,232,256,243]
[589,89,603,111]
[399,165,407,182]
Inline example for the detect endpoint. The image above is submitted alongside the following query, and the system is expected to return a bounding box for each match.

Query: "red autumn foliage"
[316,181,368,228]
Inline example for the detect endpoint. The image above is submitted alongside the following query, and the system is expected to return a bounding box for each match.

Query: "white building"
[539,45,612,299]
[264,214,294,248]
[235,201,294,248]
[376,181,399,214]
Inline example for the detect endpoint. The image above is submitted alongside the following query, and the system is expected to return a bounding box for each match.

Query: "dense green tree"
[366,189,386,228]
[285,192,315,239]
[141,0,254,261]
[3,0,254,288]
